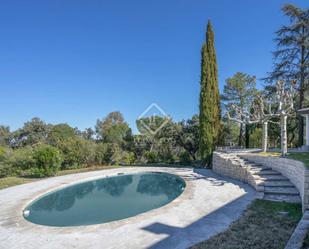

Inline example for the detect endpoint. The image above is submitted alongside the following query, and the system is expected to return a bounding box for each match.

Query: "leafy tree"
[0,146,13,177]
[136,115,199,164]
[96,111,131,145]
[249,127,262,148]
[57,137,96,169]
[136,116,167,135]
[220,118,239,147]
[177,115,199,160]
[95,143,114,165]
[199,20,221,166]
[11,118,51,147]
[267,4,309,146]
[95,142,134,165]
[0,125,10,146]
[150,119,180,162]
[143,151,158,163]
[48,123,76,145]
[221,72,257,147]
[131,134,152,162]
[82,128,95,140]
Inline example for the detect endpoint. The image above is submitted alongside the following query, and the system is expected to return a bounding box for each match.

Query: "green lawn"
[191,200,302,249]
[257,152,309,168]
[0,165,119,190]
[0,177,35,190]
[287,153,309,168]
[56,165,119,176]
[258,151,281,157]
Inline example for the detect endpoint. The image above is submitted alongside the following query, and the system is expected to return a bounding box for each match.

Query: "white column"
[281,115,288,155]
[306,114,309,146]
[262,121,268,152]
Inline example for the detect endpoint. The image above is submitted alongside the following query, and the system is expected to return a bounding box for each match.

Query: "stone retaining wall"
[239,153,309,211]
[213,151,309,211]
[212,152,261,192]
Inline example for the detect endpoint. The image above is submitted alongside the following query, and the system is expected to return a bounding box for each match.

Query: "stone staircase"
[242,158,301,203]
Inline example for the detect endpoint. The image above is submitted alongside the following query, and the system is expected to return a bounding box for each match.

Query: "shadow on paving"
[141,169,255,249]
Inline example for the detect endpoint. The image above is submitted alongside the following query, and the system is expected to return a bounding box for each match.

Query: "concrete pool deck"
[0,167,257,249]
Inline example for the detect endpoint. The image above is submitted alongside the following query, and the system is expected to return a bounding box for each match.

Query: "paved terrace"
[0,167,256,249]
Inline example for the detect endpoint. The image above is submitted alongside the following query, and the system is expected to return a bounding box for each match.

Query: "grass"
[256,151,309,168]
[191,200,302,249]
[56,165,119,176]
[287,153,309,168]
[258,152,281,157]
[0,165,120,190]
[0,177,35,190]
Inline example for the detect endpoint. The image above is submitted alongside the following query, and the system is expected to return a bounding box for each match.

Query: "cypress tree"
[199,20,220,166]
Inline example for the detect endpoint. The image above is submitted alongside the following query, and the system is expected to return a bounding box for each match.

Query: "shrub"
[95,143,115,165]
[95,143,135,165]
[120,151,136,164]
[109,144,126,164]
[179,151,192,164]
[5,146,35,176]
[30,144,63,177]
[0,163,11,178]
[0,146,6,159]
[57,138,96,169]
[0,146,13,177]
[165,154,177,164]
[250,128,262,148]
[144,151,158,163]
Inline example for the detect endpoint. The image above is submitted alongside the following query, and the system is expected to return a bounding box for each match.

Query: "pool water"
[23,172,185,227]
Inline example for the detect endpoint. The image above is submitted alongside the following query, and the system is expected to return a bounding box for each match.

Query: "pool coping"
[18,168,194,231]
[0,167,257,249]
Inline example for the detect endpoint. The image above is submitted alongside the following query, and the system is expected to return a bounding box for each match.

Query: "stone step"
[263,180,295,187]
[242,159,259,163]
[237,155,301,204]
[258,175,288,181]
[246,162,264,166]
[264,186,299,195]
[252,170,281,176]
[246,164,270,169]
[263,194,301,203]
[248,166,272,171]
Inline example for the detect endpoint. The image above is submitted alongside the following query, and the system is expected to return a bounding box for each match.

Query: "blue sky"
[0,0,307,133]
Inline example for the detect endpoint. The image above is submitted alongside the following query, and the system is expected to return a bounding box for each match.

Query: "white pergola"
[298,108,309,146]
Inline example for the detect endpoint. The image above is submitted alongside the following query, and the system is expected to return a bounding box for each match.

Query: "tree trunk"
[298,29,305,147]
[281,115,288,156]
[262,121,268,152]
[297,80,305,147]
[245,124,250,148]
[238,123,243,147]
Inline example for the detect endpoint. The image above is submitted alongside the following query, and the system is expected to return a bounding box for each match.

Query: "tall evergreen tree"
[267,4,309,146]
[199,21,221,166]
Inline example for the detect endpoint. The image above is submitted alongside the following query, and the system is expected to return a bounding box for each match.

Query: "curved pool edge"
[11,167,194,231]
[22,171,187,227]
[0,167,257,249]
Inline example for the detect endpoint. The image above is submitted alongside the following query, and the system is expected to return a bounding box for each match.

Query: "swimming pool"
[23,172,186,227]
